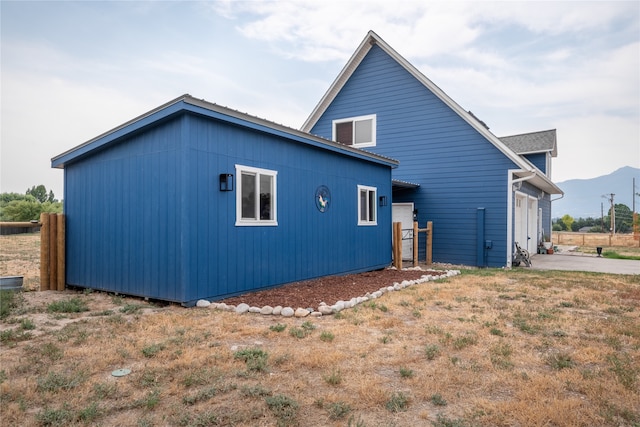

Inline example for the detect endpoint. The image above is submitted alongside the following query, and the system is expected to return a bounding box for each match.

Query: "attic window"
[333,115,376,147]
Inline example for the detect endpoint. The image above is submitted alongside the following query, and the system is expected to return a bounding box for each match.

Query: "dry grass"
[1,234,639,426]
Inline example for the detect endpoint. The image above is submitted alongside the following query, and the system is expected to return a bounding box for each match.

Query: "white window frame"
[332,114,376,148]
[235,164,278,227]
[357,185,377,226]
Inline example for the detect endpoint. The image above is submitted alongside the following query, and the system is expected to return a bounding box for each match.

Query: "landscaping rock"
[234,303,250,314]
[272,306,283,315]
[196,299,211,307]
[281,307,294,317]
[260,306,274,315]
[318,305,333,315]
[294,308,310,317]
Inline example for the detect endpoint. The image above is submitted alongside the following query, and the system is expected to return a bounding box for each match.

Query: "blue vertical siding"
[63,109,393,304]
[523,153,547,175]
[310,44,519,267]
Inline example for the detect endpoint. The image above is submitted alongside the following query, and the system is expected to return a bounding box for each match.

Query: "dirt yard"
[1,233,639,427]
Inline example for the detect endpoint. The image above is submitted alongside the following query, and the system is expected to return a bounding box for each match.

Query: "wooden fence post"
[40,213,50,290]
[57,214,65,291]
[426,221,433,265]
[413,221,419,267]
[393,222,402,270]
[49,213,57,290]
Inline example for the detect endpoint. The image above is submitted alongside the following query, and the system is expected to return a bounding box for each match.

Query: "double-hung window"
[333,114,376,147]
[357,185,377,225]
[236,165,277,226]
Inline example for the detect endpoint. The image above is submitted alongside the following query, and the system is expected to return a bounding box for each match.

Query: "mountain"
[552,166,639,219]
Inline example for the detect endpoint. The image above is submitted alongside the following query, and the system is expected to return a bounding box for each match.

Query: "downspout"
[506,170,537,268]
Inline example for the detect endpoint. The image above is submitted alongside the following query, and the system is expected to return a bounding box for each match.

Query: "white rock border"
[197,268,460,317]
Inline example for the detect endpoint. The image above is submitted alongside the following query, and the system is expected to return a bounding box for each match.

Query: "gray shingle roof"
[500,129,557,157]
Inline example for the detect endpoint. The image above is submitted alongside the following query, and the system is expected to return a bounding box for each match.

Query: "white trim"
[235,164,278,227]
[357,184,377,226]
[332,114,376,148]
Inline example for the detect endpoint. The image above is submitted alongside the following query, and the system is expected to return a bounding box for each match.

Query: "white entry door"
[392,203,414,261]
[514,193,539,254]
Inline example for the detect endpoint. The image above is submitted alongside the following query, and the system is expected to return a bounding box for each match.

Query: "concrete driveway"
[529,246,639,275]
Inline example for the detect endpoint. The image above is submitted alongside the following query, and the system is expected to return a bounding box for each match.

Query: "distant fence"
[0,221,41,235]
[552,231,639,247]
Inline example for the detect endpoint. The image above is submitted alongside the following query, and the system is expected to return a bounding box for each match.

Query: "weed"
[559,301,574,308]
[490,327,505,336]
[176,411,219,427]
[0,370,6,385]
[347,415,367,427]
[265,394,299,426]
[379,334,392,344]
[513,315,539,335]
[490,342,514,370]
[241,385,272,397]
[289,326,308,339]
[327,401,352,419]
[93,382,118,399]
[141,343,166,358]
[301,320,316,331]
[425,344,440,360]
[183,386,218,405]
[319,331,334,342]
[139,368,162,388]
[40,342,64,361]
[37,371,85,392]
[182,367,218,387]
[133,389,160,410]
[546,352,575,370]
[36,404,74,426]
[412,308,422,318]
[234,347,269,372]
[386,391,409,412]
[0,328,32,344]
[425,325,444,335]
[400,300,410,307]
[551,330,567,337]
[399,367,414,378]
[77,402,101,423]
[323,368,342,386]
[0,290,20,319]
[19,317,35,330]
[269,323,287,332]
[607,353,637,390]
[602,250,640,260]
[120,303,144,314]
[46,297,88,313]
[430,393,447,406]
[432,414,469,427]
[452,332,478,350]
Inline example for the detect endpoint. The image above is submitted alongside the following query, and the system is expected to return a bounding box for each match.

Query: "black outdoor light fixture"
[219,173,234,192]
[379,195,387,207]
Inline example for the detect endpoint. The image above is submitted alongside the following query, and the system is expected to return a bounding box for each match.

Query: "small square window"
[236,165,277,226]
[333,115,376,147]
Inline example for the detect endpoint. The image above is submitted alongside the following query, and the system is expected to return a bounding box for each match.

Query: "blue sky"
[1,0,638,199]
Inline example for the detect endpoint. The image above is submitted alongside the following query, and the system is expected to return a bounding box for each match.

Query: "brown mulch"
[219,268,447,309]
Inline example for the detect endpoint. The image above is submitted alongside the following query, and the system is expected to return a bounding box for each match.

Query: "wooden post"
[49,213,57,289]
[393,222,402,270]
[40,213,50,290]
[57,214,65,291]
[413,221,419,267]
[426,221,433,265]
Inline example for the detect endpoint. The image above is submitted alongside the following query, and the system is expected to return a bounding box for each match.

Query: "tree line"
[0,185,62,222]
[553,203,637,233]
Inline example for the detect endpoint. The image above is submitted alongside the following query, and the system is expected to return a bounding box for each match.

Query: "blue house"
[302,31,563,267]
[52,95,397,305]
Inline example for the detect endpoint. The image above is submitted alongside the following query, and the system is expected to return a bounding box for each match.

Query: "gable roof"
[500,129,557,157]
[301,31,562,195]
[52,94,398,169]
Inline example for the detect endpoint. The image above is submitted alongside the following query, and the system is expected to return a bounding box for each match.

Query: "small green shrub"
[490,328,505,336]
[234,347,269,372]
[546,352,575,370]
[141,343,166,358]
[425,344,440,360]
[120,303,145,314]
[607,353,637,390]
[386,391,409,412]
[47,298,88,313]
[269,323,287,332]
[19,318,35,330]
[0,290,20,319]
[37,371,85,392]
[328,401,352,420]
[399,367,414,378]
[241,385,272,397]
[320,331,335,342]
[323,369,342,386]
[183,386,218,405]
[36,404,74,426]
[452,333,478,350]
[430,393,447,406]
[265,394,299,426]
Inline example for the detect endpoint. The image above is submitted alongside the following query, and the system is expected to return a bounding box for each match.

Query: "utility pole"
[602,193,615,235]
